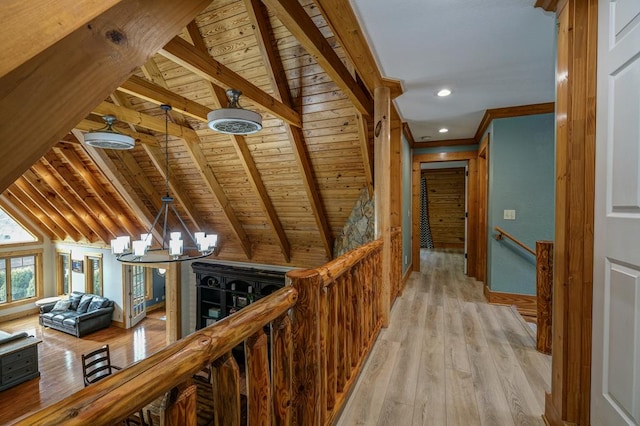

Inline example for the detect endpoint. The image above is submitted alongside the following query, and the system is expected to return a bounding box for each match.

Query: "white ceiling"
[350,0,557,142]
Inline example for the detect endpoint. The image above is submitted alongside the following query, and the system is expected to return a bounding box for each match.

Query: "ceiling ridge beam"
[243,0,333,259]
[0,0,212,194]
[185,19,290,262]
[159,36,303,128]
[31,161,115,244]
[260,0,373,117]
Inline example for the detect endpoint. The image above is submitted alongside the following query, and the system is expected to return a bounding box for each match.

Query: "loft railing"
[17,233,400,425]
[494,226,553,354]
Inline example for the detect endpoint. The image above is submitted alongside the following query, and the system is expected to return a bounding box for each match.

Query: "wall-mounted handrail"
[494,226,535,256]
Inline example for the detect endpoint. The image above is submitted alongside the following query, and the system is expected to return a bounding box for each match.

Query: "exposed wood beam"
[30,161,115,244]
[3,189,66,241]
[355,112,373,196]
[159,36,302,128]
[13,178,82,242]
[53,144,143,239]
[260,0,373,116]
[186,20,290,262]
[0,0,124,79]
[118,75,211,122]
[474,102,555,143]
[40,154,131,239]
[242,2,333,259]
[313,0,403,100]
[0,193,56,241]
[413,138,477,149]
[22,169,102,243]
[0,195,45,242]
[0,0,212,194]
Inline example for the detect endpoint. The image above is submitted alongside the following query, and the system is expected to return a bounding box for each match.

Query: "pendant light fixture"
[207,89,262,135]
[84,115,135,150]
[111,104,218,263]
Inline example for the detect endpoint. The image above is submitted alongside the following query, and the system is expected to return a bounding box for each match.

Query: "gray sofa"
[39,291,114,337]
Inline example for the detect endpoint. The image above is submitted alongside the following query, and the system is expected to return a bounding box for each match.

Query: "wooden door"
[476,135,489,283]
[592,1,640,424]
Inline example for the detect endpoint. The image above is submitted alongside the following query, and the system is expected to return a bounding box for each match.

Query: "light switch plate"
[504,209,516,220]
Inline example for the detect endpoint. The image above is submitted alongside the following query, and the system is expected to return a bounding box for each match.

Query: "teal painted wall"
[487,113,555,295]
[402,135,412,273]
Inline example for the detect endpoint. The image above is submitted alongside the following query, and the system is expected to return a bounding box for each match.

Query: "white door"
[126,264,147,328]
[592,1,640,425]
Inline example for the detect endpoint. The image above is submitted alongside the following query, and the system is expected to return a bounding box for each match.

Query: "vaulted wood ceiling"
[0,0,401,267]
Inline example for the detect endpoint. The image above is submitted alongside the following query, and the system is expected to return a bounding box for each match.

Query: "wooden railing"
[391,227,403,302]
[17,238,389,425]
[494,227,553,354]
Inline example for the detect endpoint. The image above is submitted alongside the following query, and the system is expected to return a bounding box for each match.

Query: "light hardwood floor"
[337,249,551,426]
[0,309,167,424]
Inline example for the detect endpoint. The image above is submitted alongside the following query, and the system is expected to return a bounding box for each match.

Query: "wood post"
[272,313,293,425]
[211,352,241,426]
[289,269,322,425]
[374,85,391,327]
[536,241,553,354]
[166,262,181,344]
[246,330,272,424]
[165,384,198,426]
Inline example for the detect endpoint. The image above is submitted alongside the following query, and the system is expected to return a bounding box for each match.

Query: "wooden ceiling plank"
[118,75,210,122]
[0,0,212,194]
[40,156,130,238]
[22,169,101,244]
[186,19,291,262]
[313,0,403,99]
[159,36,302,128]
[260,0,373,116]
[243,1,333,259]
[13,178,82,242]
[31,161,115,244]
[3,189,62,241]
[53,144,144,239]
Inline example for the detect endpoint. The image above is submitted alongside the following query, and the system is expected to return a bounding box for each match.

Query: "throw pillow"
[87,296,107,312]
[52,299,71,311]
[77,294,94,314]
[69,292,83,310]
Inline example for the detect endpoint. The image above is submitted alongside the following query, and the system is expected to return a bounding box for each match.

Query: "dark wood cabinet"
[192,262,287,330]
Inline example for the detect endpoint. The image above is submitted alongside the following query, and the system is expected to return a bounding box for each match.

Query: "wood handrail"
[16,286,298,426]
[316,239,383,286]
[494,226,535,255]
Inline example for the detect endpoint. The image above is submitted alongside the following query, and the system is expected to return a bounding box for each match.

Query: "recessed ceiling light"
[437,88,452,97]
[439,128,449,133]
[420,136,432,140]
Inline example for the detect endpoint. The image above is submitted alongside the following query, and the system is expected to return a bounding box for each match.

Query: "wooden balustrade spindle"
[211,353,241,426]
[536,241,554,354]
[352,263,362,362]
[327,283,338,410]
[246,331,272,425]
[272,313,293,425]
[338,276,348,391]
[344,271,354,378]
[288,269,322,425]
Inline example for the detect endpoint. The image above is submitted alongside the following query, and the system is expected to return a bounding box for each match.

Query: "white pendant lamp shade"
[207,89,262,135]
[84,115,135,150]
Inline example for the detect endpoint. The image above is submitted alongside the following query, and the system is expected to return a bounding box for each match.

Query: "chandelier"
[110,104,217,263]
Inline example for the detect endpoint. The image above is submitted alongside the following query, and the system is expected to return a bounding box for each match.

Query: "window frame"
[0,248,44,308]
[56,250,72,296]
[0,204,42,248]
[84,253,103,296]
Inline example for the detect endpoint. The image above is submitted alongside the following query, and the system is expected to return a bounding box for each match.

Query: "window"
[0,250,43,306]
[56,250,71,295]
[85,254,103,296]
[0,207,38,245]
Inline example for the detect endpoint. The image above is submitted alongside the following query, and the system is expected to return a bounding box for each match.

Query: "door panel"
[592,1,640,424]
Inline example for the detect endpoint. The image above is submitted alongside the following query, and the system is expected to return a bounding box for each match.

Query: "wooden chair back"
[81,344,120,387]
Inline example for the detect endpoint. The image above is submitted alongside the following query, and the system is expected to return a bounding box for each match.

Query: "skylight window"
[0,208,37,244]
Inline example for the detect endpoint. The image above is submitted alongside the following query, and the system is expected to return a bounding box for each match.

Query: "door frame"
[411,150,478,272]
